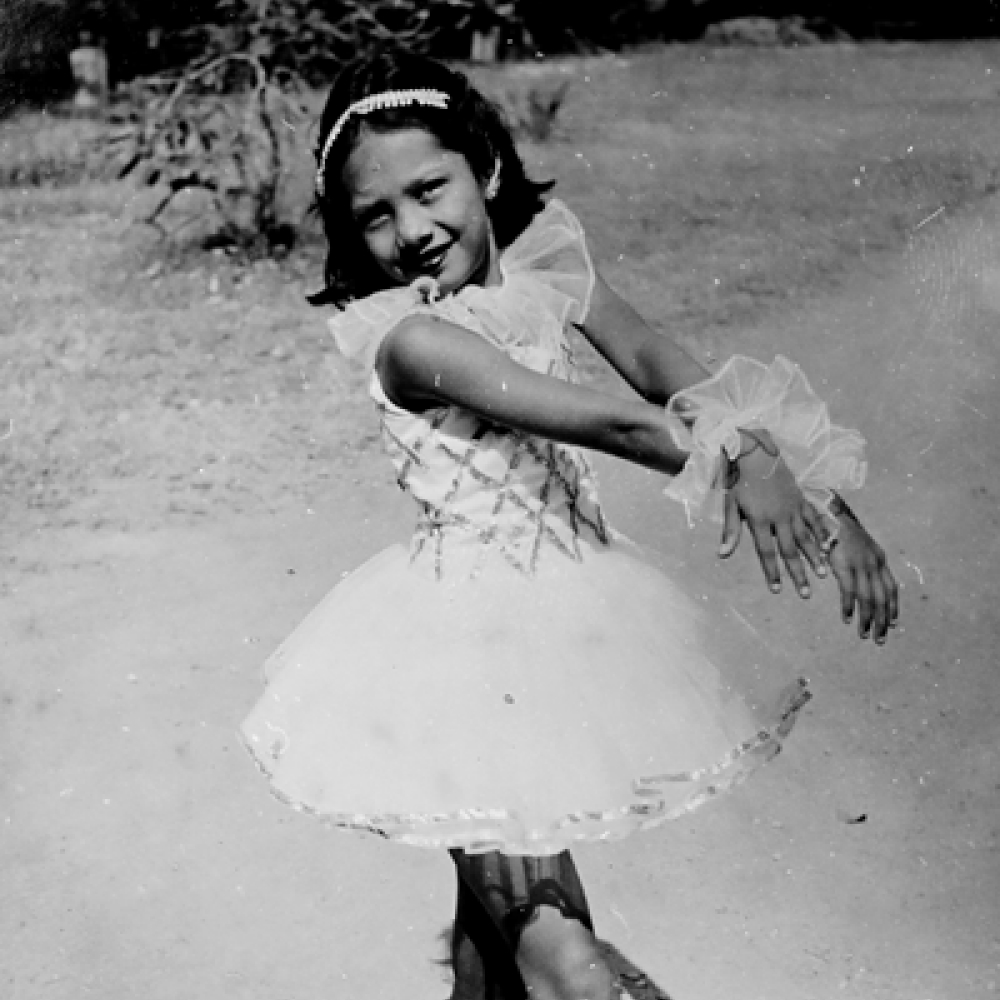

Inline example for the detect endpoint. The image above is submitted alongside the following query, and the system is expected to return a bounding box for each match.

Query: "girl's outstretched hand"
[824,494,899,644]
[718,430,830,598]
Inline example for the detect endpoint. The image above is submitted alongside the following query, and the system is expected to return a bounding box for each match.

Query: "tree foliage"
[6,0,1000,116]
[173,1,533,80]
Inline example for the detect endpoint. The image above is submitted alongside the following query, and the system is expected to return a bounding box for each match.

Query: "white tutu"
[241,530,809,855]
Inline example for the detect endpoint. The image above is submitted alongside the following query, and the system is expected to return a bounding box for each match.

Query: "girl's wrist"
[725,429,781,487]
[654,411,693,477]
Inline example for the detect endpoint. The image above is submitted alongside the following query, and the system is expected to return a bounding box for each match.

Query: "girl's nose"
[396,203,432,248]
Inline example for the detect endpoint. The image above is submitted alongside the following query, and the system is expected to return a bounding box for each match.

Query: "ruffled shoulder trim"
[500,199,595,326]
[663,355,868,525]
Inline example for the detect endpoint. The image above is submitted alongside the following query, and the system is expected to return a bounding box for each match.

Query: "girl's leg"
[448,874,513,999]
[449,851,528,1000]
[449,899,486,999]
[450,849,613,1000]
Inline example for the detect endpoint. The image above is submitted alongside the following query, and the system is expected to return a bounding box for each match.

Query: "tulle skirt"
[240,532,809,856]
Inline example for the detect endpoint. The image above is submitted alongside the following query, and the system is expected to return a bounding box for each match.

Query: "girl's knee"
[518,905,612,999]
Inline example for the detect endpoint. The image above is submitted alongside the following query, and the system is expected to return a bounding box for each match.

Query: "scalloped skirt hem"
[240,677,810,856]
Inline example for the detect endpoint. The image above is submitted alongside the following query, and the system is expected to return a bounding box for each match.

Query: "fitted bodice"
[372,372,609,580]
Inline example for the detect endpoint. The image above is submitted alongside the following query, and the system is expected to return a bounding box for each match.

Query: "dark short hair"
[308,51,552,307]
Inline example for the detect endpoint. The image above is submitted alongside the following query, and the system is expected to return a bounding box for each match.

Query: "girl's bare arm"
[376,313,689,476]
[575,271,710,404]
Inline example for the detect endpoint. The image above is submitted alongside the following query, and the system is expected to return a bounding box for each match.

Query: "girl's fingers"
[882,562,900,626]
[872,558,901,643]
[802,500,833,553]
[832,554,856,624]
[749,521,782,592]
[792,508,827,579]
[869,568,891,643]
[718,490,742,559]
[775,522,811,598]
[855,570,874,639]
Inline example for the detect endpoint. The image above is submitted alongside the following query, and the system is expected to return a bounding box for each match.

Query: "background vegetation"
[4,0,1000,114]
[3,0,998,248]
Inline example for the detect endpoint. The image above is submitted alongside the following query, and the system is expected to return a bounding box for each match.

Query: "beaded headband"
[315,88,451,195]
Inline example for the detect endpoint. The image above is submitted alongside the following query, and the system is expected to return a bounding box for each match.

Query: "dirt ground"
[3,91,1000,1000]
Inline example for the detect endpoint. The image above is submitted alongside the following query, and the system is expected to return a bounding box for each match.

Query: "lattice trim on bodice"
[376,396,609,580]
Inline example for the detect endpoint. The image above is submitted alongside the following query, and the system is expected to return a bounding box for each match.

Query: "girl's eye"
[359,208,390,232]
[417,179,445,203]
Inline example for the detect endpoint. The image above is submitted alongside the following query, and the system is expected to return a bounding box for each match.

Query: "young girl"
[241,51,898,1000]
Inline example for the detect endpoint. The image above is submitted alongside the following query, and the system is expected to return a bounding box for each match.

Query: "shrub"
[102,54,313,252]
[165,0,530,81]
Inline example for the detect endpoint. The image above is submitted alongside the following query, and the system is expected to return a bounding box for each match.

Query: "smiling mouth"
[408,245,449,276]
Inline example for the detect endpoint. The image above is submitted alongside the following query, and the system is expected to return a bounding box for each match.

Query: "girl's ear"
[485,160,501,201]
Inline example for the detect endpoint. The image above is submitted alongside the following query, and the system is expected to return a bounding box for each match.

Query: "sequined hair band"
[315,88,451,195]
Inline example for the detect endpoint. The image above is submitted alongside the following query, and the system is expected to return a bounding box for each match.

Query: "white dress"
[240,201,865,856]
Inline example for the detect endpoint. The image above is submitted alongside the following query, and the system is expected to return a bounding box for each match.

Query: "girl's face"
[341,126,500,296]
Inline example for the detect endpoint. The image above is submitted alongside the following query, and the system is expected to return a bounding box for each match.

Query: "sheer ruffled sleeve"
[327,283,437,372]
[500,199,595,327]
[663,355,868,525]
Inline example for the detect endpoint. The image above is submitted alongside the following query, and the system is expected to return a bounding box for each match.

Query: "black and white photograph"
[2,2,997,998]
